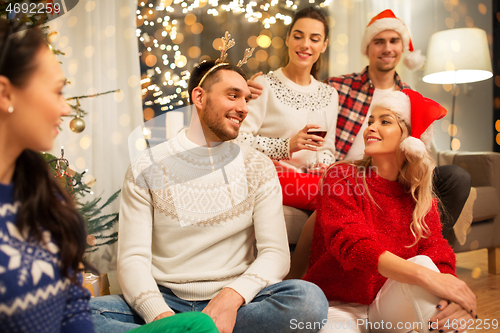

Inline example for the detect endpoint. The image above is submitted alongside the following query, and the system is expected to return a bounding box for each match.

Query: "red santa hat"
[361,9,426,71]
[371,89,447,158]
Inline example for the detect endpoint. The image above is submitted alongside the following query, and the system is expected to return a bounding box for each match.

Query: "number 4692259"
[6,2,61,15]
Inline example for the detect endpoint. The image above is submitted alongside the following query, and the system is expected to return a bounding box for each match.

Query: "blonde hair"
[323,115,436,246]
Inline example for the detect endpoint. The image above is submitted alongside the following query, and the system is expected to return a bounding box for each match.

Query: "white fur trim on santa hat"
[400,136,427,158]
[419,123,435,150]
[361,17,410,55]
[403,49,426,71]
[371,91,411,125]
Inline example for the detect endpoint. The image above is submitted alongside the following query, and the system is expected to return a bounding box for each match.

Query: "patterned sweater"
[0,183,94,333]
[236,68,339,172]
[118,129,290,324]
[303,164,456,305]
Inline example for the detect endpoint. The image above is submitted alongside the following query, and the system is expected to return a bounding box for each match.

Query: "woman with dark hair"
[236,6,338,211]
[0,20,95,332]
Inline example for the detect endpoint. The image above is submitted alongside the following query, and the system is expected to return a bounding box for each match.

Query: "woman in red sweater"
[303,89,477,333]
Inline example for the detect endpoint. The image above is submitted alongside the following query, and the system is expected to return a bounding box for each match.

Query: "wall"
[409,0,493,152]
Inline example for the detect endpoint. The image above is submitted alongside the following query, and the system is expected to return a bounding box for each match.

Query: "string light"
[137,0,333,114]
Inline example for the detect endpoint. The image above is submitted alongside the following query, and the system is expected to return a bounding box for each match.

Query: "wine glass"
[306,109,328,174]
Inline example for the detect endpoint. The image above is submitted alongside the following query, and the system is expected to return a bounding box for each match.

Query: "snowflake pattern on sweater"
[0,183,94,333]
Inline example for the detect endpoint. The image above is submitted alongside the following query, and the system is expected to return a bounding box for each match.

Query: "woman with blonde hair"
[303,89,476,333]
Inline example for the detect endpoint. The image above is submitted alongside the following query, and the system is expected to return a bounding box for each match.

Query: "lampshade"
[423,28,493,84]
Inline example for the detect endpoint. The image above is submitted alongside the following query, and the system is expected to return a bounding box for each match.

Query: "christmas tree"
[43,150,120,253]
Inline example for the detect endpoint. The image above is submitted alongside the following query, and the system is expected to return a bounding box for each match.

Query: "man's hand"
[153,311,175,321]
[247,72,263,99]
[202,287,245,333]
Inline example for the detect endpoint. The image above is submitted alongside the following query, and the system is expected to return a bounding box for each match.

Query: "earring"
[7,105,13,113]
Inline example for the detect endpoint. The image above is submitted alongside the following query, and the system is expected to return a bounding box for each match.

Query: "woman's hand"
[289,124,325,154]
[377,252,477,320]
[429,300,474,333]
[420,270,477,319]
[247,72,263,100]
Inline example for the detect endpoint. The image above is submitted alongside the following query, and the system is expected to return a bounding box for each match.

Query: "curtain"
[47,0,143,272]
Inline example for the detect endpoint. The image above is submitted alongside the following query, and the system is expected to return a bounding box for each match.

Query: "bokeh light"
[79,136,92,150]
[272,37,284,49]
[478,3,487,15]
[213,38,223,50]
[191,23,203,34]
[448,124,458,137]
[465,16,474,27]
[143,108,155,121]
[445,17,455,29]
[248,36,258,48]
[145,54,157,67]
[257,35,272,48]
[268,55,281,68]
[184,14,196,25]
[471,267,482,279]
[188,46,201,59]
[255,50,268,62]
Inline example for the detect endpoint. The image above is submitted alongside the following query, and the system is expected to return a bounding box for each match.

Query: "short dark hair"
[187,60,247,104]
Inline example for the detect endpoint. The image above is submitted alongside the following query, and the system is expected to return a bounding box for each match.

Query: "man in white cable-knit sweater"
[90,60,328,333]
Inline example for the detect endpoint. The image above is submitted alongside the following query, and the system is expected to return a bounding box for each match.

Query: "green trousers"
[127,312,219,333]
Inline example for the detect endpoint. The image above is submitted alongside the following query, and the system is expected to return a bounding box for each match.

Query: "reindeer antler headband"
[197,31,255,87]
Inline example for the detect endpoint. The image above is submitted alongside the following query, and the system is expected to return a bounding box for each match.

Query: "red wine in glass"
[307,130,327,138]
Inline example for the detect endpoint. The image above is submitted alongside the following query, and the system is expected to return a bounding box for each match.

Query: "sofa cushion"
[283,205,313,244]
[472,186,500,222]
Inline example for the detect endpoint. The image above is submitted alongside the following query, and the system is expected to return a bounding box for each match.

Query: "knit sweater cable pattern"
[304,164,456,305]
[0,183,94,333]
[118,129,290,324]
[236,68,339,171]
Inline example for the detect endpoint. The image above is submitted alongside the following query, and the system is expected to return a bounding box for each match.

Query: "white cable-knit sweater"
[118,129,290,323]
[236,68,339,172]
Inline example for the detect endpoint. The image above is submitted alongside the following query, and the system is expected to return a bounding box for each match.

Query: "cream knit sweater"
[118,129,290,323]
[236,68,339,172]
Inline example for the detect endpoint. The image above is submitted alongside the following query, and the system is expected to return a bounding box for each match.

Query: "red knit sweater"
[303,164,456,305]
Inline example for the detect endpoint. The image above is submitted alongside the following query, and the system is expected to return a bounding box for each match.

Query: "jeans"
[433,165,472,239]
[91,279,328,333]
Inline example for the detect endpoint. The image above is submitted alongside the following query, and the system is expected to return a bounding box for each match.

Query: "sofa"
[437,150,500,275]
[284,150,500,275]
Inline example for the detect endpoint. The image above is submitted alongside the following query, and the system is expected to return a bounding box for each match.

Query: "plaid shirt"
[325,66,410,160]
